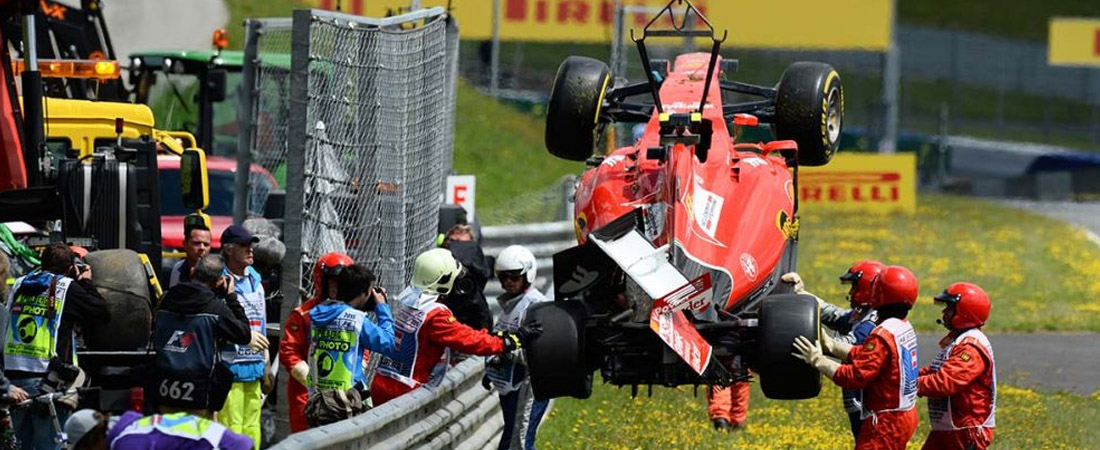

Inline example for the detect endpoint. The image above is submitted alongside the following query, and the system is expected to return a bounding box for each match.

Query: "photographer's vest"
[486,289,541,393]
[861,318,918,421]
[377,289,449,389]
[4,272,73,374]
[928,329,997,431]
[308,303,366,392]
[152,309,219,409]
[220,267,267,371]
[111,413,229,448]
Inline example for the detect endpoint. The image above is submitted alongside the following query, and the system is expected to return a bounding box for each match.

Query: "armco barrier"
[272,358,502,450]
[273,222,574,449]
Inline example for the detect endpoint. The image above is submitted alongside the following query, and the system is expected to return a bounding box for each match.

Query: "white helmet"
[495,245,537,284]
[412,248,464,295]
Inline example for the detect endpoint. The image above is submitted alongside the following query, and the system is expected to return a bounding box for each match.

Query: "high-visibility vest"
[4,271,72,373]
[486,288,544,393]
[309,302,367,392]
[861,318,918,420]
[111,413,229,447]
[928,329,997,430]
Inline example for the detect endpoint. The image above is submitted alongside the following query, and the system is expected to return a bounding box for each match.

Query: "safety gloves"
[780,272,806,294]
[290,361,310,385]
[819,330,853,360]
[791,336,840,378]
[495,322,544,353]
[249,331,270,352]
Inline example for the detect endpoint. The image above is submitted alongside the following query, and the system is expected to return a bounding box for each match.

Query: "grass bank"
[798,194,1100,333]
[541,381,1100,449]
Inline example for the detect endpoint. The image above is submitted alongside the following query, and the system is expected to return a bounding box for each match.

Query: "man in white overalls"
[485,245,548,450]
[918,282,996,450]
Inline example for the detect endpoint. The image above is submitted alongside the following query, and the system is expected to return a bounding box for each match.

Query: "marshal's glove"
[496,331,523,353]
[819,331,853,360]
[248,332,270,352]
[290,361,310,385]
[780,272,806,294]
[791,336,840,378]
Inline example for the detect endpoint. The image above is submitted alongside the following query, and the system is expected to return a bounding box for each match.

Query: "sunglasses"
[498,272,525,282]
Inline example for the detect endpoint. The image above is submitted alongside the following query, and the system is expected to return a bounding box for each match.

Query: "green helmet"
[412,248,464,295]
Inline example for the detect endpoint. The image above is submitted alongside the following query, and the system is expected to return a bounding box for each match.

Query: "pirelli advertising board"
[299,0,893,51]
[797,153,916,214]
[1048,17,1100,67]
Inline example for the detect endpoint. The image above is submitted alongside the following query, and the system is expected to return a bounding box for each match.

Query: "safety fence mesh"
[245,19,294,216]
[242,9,457,300]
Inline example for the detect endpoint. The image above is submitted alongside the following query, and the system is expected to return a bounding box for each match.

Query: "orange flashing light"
[12,59,120,80]
[212,29,229,51]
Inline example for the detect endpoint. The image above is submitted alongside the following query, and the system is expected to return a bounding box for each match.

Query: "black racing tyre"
[83,249,152,350]
[774,62,844,167]
[756,293,821,400]
[545,56,611,161]
[523,300,593,400]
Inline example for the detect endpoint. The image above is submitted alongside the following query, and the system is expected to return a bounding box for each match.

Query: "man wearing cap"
[64,408,253,450]
[216,225,269,447]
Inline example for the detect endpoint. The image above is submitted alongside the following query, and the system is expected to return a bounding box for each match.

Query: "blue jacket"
[310,301,397,389]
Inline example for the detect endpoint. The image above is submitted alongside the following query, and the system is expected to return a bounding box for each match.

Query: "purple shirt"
[107,411,254,450]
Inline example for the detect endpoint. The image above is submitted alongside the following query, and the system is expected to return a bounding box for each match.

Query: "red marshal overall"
[832,318,920,450]
[918,329,996,450]
[371,288,504,405]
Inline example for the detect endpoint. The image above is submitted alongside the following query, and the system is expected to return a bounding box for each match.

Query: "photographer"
[305,264,396,426]
[4,243,109,450]
[152,254,255,417]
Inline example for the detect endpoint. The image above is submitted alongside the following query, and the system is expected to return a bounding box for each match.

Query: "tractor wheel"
[775,62,844,167]
[756,293,821,400]
[545,56,611,162]
[523,300,593,400]
[83,249,153,351]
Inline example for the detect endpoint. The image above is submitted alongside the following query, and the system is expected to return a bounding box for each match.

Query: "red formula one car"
[523,0,843,401]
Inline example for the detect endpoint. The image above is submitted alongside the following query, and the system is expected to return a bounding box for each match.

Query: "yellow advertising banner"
[797,153,916,214]
[1048,17,1100,67]
[296,0,892,51]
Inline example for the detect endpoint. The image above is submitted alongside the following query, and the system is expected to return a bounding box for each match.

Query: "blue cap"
[221,225,259,246]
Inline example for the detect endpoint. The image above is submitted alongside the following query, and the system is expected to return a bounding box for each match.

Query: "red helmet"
[870,265,918,308]
[934,282,991,329]
[839,260,885,307]
[312,252,354,299]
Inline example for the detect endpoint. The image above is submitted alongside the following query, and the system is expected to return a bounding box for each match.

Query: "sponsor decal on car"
[740,253,758,282]
[692,180,723,239]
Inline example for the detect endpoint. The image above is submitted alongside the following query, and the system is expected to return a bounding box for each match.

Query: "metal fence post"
[490,0,501,96]
[275,11,312,441]
[877,0,899,153]
[234,20,261,224]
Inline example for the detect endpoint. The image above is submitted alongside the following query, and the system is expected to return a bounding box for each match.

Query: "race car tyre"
[523,300,593,400]
[756,293,821,400]
[774,62,844,167]
[83,249,153,350]
[545,56,611,162]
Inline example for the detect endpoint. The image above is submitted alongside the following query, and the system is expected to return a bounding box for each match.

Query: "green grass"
[540,381,1100,449]
[224,0,301,51]
[799,194,1100,333]
[452,82,585,223]
[899,1,1100,42]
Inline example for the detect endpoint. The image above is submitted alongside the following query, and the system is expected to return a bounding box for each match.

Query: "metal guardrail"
[272,358,502,450]
[273,221,573,449]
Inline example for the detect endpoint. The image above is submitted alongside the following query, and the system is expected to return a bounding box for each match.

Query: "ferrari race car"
[522,0,843,401]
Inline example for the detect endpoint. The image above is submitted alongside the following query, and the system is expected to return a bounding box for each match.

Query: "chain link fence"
[238,8,457,305]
